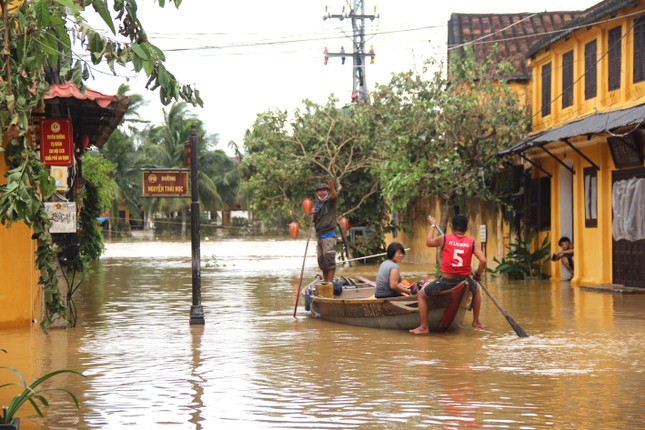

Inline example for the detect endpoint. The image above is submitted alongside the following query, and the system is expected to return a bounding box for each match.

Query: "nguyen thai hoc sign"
[40,119,73,166]
[142,169,190,197]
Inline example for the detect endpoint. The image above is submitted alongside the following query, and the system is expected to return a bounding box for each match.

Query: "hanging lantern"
[339,216,349,233]
[289,221,299,239]
[302,198,313,215]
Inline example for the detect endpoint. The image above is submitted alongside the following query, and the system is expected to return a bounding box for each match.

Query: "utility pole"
[323,1,378,102]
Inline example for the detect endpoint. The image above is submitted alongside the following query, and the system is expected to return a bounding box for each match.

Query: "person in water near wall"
[375,242,410,298]
[311,180,338,283]
[410,214,486,335]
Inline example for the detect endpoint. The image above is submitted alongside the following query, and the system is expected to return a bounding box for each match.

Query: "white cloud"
[81,0,599,152]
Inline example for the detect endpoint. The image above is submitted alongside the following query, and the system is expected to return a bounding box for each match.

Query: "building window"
[608,26,622,91]
[529,176,551,230]
[562,50,574,108]
[634,17,645,83]
[584,167,598,228]
[585,40,597,99]
[541,62,552,117]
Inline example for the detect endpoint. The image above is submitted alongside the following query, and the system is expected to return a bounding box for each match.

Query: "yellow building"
[0,84,128,328]
[499,0,645,288]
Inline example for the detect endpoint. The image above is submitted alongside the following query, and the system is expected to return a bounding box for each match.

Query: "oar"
[340,248,410,265]
[473,277,529,337]
[293,217,314,318]
[432,221,529,338]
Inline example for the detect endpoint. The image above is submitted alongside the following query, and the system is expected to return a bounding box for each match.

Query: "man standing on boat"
[410,214,486,335]
[311,181,338,282]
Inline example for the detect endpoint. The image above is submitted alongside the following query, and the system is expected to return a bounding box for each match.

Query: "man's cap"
[316,183,329,191]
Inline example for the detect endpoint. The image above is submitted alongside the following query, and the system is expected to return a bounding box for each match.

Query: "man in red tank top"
[410,214,486,335]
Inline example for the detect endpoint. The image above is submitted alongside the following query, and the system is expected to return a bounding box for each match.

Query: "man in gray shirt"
[312,181,338,282]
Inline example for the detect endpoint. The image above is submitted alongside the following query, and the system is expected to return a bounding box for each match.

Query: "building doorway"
[611,167,645,288]
[559,163,574,280]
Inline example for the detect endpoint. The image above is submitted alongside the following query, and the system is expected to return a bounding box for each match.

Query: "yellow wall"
[386,197,513,275]
[526,136,617,286]
[1,152,41,328]
[0,222,40,328]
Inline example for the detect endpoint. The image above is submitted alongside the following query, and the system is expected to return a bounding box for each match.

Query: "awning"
[498,102,645,156]
[43,83,130,149]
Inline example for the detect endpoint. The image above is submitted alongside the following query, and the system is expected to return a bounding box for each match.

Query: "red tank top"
[440,233,475,276]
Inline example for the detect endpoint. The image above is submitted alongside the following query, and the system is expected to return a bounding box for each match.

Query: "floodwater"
[1,236,645,429]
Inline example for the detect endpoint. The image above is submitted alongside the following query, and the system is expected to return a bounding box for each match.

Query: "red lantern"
[289,221,299,239]
[302,198,313,215]
[339,216,349,233]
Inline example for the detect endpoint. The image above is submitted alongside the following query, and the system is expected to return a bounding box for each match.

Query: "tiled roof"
[43,83,129,149]
[527,0,639,57]
[447,11,583,81]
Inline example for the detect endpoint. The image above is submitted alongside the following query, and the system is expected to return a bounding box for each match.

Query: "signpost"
[188,125,205,325]
[140,124,205,325]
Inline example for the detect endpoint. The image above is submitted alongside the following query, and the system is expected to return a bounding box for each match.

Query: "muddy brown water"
[1,237,644,429]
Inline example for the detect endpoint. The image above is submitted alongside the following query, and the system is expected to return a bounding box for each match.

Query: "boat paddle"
[432,222,529,338]
[293,200,314,318]
[340,248,410,265]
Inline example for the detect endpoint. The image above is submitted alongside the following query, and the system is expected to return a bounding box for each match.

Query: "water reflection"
[1,237,644,429]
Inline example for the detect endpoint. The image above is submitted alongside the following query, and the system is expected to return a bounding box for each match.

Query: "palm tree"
[139,102,224,238]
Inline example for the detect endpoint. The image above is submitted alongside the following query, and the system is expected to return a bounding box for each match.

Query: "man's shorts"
[421,276,478,296]
[317,237,337,271]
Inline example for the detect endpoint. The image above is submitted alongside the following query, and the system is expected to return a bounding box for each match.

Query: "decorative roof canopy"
[43,83,129,149]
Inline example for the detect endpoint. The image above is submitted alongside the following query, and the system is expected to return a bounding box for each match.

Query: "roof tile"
[448,11,584,80]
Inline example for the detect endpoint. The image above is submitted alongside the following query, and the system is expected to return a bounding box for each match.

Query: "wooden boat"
[303,276,471,331]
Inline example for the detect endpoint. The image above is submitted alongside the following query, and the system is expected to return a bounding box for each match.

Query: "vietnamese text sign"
[142,169,190,197]
[45,202,77,233]
[41,119,73,166]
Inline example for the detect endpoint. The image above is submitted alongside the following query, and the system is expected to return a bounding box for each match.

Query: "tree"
[78,155,117,260]
[137,102,223,237]
[0,0,202,327]
[241,96,388,256]
[370,49,531,231]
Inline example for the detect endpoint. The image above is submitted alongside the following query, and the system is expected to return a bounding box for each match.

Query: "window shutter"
[541,63,552,117]
[608,26,622,91]
[634,17,645,83]
[585,40,597,99]
[562,50,574,108]
[528,177,551,230]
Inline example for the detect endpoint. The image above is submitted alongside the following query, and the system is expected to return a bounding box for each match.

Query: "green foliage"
[370,49,531,225]
[491,230,551,280]
[241,97,388,256]
[81,156,118,212]
[79,155,118,261]
[0,144,64,327]
[0,0,201,327]
[0,365,85,424]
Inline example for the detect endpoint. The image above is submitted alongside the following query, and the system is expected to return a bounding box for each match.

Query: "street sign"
[45,202,77,233]
[141,169,190,197]
[40,119,73,166]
